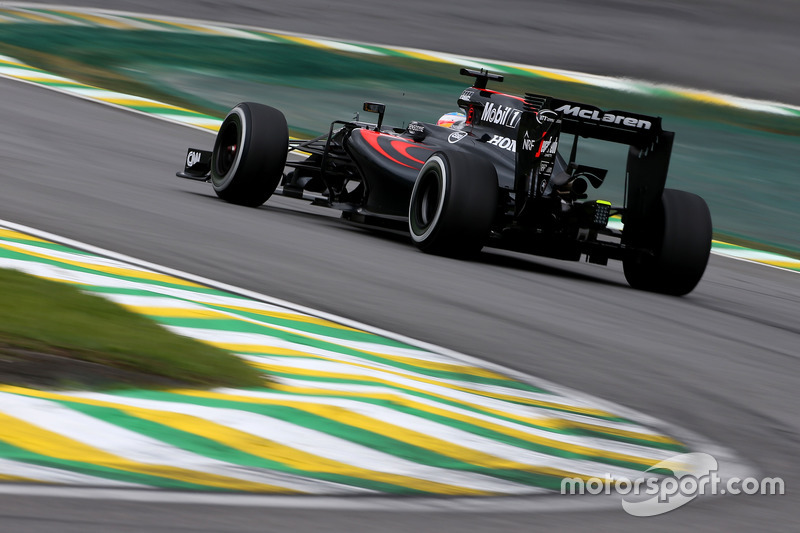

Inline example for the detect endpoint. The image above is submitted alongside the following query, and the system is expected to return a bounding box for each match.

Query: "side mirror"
[363,102,386,131]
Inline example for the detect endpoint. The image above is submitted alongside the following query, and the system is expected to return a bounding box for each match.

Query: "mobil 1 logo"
[481,102,522,129]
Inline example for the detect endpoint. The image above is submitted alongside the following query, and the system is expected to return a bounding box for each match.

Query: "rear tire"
[623,188,712,295]
[211,102,288,207]
[408,151,498,257]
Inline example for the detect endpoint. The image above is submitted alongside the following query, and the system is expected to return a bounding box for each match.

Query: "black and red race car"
[177,68,712,295]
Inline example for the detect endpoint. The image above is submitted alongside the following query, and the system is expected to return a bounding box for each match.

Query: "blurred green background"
[1,25,798,256]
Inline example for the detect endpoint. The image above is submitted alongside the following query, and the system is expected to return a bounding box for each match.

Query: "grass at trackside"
[0,268,264,389]
[2,25,799,137]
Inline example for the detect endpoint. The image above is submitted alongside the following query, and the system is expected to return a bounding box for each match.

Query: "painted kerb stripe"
[0,223,693,494]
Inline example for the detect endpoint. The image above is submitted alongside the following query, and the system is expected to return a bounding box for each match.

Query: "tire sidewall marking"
[212,106,248,190]
[409,154,447,242]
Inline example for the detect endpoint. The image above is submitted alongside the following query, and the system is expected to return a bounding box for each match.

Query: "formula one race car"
[177,68,712,295]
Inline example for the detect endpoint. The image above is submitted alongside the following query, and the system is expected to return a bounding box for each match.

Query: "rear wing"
[529,95,666,147]
[515,94,674,228]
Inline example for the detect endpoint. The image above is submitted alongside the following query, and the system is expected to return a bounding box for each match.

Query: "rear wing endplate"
[515,94,674,227]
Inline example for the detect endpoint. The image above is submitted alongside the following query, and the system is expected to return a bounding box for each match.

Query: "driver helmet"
[437,111,466,130]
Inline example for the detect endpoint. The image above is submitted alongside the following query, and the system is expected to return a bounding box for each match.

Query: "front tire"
[623,188,712,295]
[211,102,288,207]
[408,151,498,257]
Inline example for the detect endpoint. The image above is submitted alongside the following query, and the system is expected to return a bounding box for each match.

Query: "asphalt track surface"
[1,2,798,532]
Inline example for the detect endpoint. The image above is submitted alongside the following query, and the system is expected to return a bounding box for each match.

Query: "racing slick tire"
[211,102,288,207]
[409,150,498,257]
[623,188,712,296]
